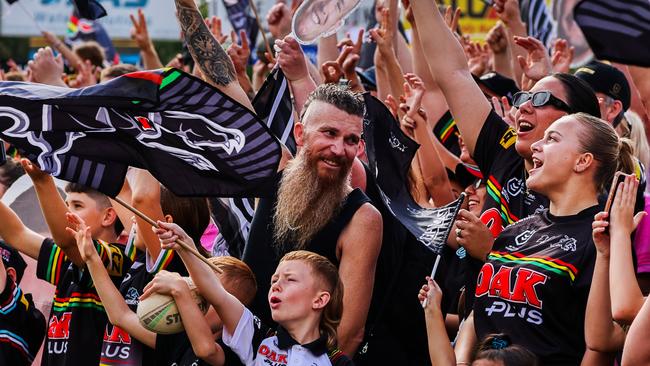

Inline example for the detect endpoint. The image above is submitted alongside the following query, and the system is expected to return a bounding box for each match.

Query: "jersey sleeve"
[472,110,518,175]
[222,307,269,365]
[0,276,46,365]
[36,238,71,286]
[94,240,132,285]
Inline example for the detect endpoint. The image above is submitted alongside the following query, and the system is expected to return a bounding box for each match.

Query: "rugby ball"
[136,277,208,334]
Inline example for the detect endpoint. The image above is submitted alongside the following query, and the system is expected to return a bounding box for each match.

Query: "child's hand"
[592,211,611,257]
[152,220,196,251]
[20,158,50,183]
[140,270,189,300]
[418,276,442,311]
[65,212,97,263]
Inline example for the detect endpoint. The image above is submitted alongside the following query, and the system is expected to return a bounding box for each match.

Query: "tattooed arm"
[174,0,253,111]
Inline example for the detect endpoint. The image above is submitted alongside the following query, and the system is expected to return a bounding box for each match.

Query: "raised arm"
[130,169,165,260]
[486,21,516,81]
[629,66,650,118]
[411,0,491,156]
[275,36,317,118]
[585,211,626,352]
[174,0,253,111]
[151,221,244,335]
[608,176,646,324]
[337,204,383,355]
[493,0,528,88]
[41,31,83,71]
[66,212,156,348]
[403,74,455,205]
[369,8,405,107]
[20,159,84,265]
[130,9,164,70]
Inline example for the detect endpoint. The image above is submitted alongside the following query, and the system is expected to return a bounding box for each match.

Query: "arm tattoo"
[175,0,236,86]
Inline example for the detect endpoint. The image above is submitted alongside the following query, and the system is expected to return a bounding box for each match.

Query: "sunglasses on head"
[512,91,573,113]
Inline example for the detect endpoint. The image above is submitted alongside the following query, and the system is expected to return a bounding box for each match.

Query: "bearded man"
[242,84,383,357]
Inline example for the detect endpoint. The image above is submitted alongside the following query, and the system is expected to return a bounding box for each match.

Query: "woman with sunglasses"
[411,0,600,241]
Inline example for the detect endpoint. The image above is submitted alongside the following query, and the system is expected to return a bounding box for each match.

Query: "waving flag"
[0,68,281,198]
[574,0,650,67]
[210,68,296,257]
[363,94,464,254]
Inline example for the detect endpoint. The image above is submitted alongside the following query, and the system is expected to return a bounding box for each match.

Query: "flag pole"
[248,0,274,61]
[113,196,223,274]
[421,254,441,309]
[14,1,45,33]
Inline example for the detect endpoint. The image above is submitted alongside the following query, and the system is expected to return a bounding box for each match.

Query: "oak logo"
[48,312,72,339]
[476,264,547,309]
[258,345,288,365]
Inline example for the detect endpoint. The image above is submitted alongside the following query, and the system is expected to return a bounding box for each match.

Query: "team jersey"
[473,110,549,235]
[0,275,46,366]
[473,205,599,365]
[154,332,243,366]
[223,307,353,366]
[100,232,188,366]
[433,110,461,157]
[37,238,132,366]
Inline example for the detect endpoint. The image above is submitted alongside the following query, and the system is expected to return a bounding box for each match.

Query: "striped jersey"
[0,275,46,365]
[36,238,131,366]
[473,205,599,365]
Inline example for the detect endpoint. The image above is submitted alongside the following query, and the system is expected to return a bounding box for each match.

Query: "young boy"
[0,159,131,366]
[0,241,46,366]
[68,210,257,366]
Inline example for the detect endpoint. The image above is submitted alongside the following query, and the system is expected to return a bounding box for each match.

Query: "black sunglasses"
[512,91,573,113]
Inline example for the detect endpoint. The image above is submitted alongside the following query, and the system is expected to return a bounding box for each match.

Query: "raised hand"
[551,38,575,74]
[402,73,425,116]
[275,36,309,82]
[69,59,98,88]
[337,29,365,57]
[369,8,394,55]
[491,96,515,126]
[65,212,96,263]
[20,158,50,183]
[514,36,552,88]
[321,61,344,84]
[493,0,521,25]
[610,175,646,237]
[384,94,399,118]
[266,2,292,39]
[465,41,491,76]
[443,6,462,34]
[130,9,155,50]
[227,30,251,75]
[27,47,66,87]
[486,21,508,55]
[205,16,229,44]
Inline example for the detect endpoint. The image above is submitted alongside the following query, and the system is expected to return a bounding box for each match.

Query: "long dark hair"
[552,73,600,118]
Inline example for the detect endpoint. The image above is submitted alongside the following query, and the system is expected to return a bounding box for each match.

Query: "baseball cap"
[574,61,631,111]
[473,72,520,103]
[0,241,27,284]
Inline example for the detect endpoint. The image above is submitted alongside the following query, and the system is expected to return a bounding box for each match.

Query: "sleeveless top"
[243,173,371,327]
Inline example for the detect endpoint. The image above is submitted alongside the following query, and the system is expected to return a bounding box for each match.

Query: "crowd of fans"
[1,0,650,365]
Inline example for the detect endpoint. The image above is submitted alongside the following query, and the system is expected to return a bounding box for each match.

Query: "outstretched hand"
[20,158,50,183]
[130,9,155,50]
[514,36,552,89]
[609,175,646,238]
[65,212,97,263]
[551,38,575,74]
[227,30,251,75]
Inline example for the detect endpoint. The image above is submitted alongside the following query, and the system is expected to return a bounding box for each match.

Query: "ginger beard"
[273,141,353,251]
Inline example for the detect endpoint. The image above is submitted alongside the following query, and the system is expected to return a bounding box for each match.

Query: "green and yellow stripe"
[45,245,67,286]
[489,251,578,281]
[485,175,519,225]
[438,116,457,143]
[52,292,104,312]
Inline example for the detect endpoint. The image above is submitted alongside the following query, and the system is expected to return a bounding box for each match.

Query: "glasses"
[512,91,573,113]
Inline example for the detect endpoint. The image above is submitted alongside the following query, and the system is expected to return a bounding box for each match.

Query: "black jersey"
[473,110,549,234]
[154,332,243,366]
[473,205,599,365]
[37,238,131,366]
[0,275,46,366]
[433,110,461,157]
[101,234,188,366]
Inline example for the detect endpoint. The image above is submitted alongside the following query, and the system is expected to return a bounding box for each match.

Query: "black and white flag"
[363,93,464,254]
[0,68,281,197]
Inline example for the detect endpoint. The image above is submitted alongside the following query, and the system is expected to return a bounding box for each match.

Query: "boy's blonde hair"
[208,256,257,306]
[279,250,343,350]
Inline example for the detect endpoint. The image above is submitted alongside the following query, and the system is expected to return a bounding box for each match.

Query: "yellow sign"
[439,0,500,41]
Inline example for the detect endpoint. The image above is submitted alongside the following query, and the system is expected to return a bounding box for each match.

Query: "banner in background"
[1,0,180,40]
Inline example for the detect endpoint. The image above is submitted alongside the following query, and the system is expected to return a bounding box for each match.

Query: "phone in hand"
[604,171,631,214]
